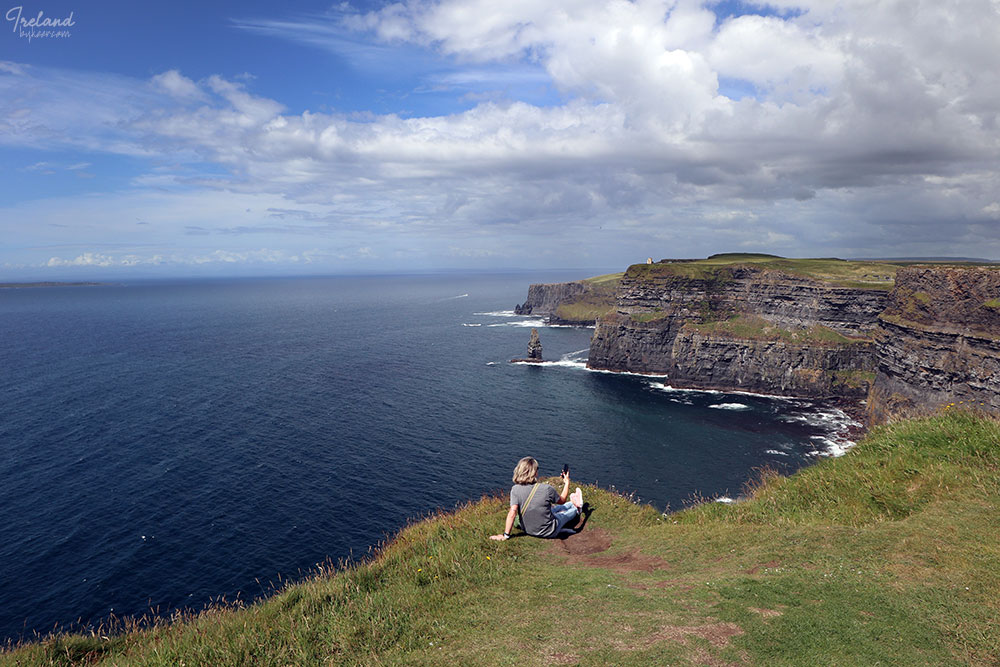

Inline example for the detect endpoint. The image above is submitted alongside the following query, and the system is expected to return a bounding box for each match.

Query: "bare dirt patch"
[649,622,745,648]
[548,527,671,573]
[553,527,613,555]
[585,550,671,573]
[610,622,746,665]
[746,560,781,574]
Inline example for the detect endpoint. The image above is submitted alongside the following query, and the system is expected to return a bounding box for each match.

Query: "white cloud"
[150,70,206,100]
[707,14,845,97]
[4,0,1000,275]
[47,252,116,267]
[42,248,306,269]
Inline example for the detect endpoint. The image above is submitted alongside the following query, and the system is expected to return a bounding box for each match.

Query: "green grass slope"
[552,273,623,323]
[6,413,1000,665]
[628,255,901,289]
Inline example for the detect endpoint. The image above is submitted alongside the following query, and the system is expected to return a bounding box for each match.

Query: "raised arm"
[557,469,570,503]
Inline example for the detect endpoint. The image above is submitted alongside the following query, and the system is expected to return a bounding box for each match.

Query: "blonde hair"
[512,456,539,485]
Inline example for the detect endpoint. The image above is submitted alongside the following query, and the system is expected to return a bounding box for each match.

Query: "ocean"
[0,273,857,642]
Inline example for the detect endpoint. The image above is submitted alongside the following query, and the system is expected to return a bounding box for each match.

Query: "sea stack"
[511,328,544,364]
[527,328,543,360]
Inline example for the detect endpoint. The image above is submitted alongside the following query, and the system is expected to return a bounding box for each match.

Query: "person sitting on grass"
[490,456,586,541]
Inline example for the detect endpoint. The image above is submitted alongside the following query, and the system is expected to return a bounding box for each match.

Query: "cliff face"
[588,264,884,398]
[671,332,874,398]
[868,267,1000,422]
[515,282,589,317]
[514,278,619,325]
[613,265,887,335]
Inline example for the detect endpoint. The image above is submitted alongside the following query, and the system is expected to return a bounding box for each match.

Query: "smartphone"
[562,463,569,476]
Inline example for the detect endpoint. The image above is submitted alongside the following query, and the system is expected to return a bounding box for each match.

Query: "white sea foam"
[485,361,497,366]
[648,381,718,392]
[793,405,861,457]
[443,294,469,300]
[715,496,736,504]
[821,439,853,457]
[461,323,482,327]
[512,348,860,458]
[806,436,853,457]
[487,319,546,328]
[544,357,589,369]
[786,408,860,456]
[642,380,859,458]
[646,380,804,400]
[511,349,590,369]
[474,310,517,317]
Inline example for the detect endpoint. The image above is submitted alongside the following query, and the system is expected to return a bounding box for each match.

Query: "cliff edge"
[587,258,891,398]
[8,413,1000,665]
[868,265,1000,422]
[514,273,621,325]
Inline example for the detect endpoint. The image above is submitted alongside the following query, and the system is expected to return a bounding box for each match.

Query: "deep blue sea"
[0,273,857,643]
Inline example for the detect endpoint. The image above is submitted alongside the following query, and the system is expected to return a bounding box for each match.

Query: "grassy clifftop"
[547,273,623,324]
[626,255,901,289]
[6,412,1000,665]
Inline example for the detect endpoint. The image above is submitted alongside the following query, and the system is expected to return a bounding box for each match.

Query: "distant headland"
[0,282,106,289]
[515,253,1000,426]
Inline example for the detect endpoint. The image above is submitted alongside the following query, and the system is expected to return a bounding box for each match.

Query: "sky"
[2,0,1000,279]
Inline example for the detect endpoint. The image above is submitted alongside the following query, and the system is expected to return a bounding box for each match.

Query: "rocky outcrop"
[589,313,874,398]
[669,332,874,398]
[515,279,619,326]
[587,263,884,398]
[566,258,1000,415]
[612,265,887,336]
[868,267,1000,423]
[527,328,543,360]
[515,282,589,317]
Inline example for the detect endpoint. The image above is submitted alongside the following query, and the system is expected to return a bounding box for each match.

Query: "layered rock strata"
[514,282,589,317]
[514,280,621,326]
[587,264,885,398]
[868,266,1000,422]
[612,265,887,336]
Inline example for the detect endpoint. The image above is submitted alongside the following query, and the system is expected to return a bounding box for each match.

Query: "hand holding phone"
[562,463,569,478]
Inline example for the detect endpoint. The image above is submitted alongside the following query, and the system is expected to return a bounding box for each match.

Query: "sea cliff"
[867,266,1000,422]
[521,255,1000,417]
[514,273,621,325]
[514,281,589,317]
[587,258,888,399]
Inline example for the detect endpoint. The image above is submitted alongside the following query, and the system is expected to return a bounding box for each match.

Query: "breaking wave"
[487,319,546,328]
[474,310,518,317]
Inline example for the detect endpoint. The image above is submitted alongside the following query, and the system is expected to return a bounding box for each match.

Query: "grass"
[683,315,870,346]
[5,413,1000,665]
[626,255,902,289]
[582,272,624,287]
[630,309,670,323]
[553,274,622,323]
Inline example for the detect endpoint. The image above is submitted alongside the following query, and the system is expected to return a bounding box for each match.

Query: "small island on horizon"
[0,282,106,289]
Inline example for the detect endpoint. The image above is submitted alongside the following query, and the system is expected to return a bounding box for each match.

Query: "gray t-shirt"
[510,483,560,538]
